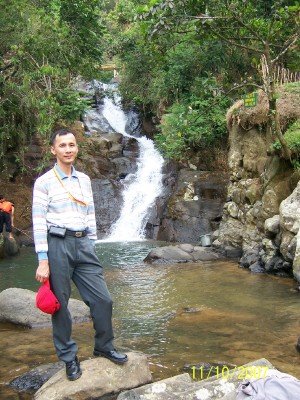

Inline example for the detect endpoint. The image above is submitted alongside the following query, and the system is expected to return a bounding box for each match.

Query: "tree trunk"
[269,97,291,160]
[261,51,291,160]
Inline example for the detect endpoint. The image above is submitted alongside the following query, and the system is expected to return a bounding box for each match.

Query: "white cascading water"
[101,84,164,241]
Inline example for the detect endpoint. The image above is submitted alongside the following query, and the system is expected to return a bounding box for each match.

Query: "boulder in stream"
[0,288,91,328]
[0,235,19,258]
[144,244,222,264]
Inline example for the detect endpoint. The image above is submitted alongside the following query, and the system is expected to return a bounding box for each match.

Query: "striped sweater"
[32,165,97,257]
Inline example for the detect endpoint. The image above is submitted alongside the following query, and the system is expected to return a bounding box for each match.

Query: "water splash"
[100,84,164,241]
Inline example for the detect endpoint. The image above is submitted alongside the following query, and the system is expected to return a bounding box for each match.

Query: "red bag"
[36,280,60,315]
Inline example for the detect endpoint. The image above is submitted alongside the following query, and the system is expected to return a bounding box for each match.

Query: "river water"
[1,242,300,399]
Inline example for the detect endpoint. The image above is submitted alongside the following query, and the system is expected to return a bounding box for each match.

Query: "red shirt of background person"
[0,195,15,239]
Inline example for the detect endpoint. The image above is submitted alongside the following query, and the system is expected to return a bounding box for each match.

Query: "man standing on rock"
[32,128,127,381]
[0,194,15,239]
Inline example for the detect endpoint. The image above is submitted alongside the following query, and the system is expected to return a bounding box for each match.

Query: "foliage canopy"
[134,0,300,159]
[103,0,300,160]
[0,0,105,177]
[1,0,300,173]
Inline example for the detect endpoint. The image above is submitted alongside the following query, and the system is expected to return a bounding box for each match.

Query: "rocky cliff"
[213,86,300,281]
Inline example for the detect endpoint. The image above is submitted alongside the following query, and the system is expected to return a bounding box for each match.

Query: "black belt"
[65,229,87,238]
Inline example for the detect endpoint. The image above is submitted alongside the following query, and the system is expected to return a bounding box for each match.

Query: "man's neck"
[56,162,73,176]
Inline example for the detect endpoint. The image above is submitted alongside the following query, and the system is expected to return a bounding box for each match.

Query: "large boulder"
[280,180,300,235]
[156,170,228,243]
[279,181,300,281]
[0,236,19,258]
[0,288,91,328]
[292,230,300,283]
[34,351,152,400]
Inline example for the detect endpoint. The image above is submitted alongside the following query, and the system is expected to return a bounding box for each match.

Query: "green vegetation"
[272,120,300,168]
[0,0,105,177]
[155,78,231,159]
[102,0,299,161]
[1,0,299,175]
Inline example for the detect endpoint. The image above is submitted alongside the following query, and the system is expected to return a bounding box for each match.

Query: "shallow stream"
[1,241,300,399]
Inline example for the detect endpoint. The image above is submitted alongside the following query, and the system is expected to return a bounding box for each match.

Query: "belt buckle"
[75,231,83,238]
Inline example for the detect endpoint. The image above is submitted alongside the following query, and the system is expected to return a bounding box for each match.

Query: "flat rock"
[0,288,91,328]
[117,373,193,400]
[34,351,152,400]
[117,358,277,400]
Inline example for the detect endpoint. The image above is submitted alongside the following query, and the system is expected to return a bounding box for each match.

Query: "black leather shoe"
[93,349,128,364]
[65,356,82,381]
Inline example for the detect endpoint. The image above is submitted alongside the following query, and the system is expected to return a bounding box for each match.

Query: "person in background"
[0,195,15,239]
[32,128,127,381]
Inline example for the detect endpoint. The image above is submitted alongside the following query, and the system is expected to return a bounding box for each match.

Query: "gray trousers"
[48,233,114,363]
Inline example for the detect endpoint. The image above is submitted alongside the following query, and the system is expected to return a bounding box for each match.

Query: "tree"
[0,0,106,177]
[139,0,300,159]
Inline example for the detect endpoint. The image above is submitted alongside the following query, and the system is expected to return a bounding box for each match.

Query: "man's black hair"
[0,195,3,200]
[49,128,76,146]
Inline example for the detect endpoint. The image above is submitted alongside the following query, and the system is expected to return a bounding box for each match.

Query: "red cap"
[36,280,60,315]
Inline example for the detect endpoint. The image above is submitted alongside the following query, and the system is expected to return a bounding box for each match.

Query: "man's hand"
[36,260,50,283]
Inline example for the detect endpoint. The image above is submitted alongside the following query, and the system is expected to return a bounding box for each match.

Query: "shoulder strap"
[53,167,88,207]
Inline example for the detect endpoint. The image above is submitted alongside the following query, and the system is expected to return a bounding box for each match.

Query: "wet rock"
[5,237,19,255]
[144,246,194,264]
[10,362,64,392]
[0,235,4,258]
[249,261,265,273]
[240,250,259,268]
[144,245,221,264]
[0,288,91,328]
[182,307,202,313]
[0,236,19,258]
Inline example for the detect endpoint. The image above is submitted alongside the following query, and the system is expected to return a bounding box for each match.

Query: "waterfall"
[99,84,164,242]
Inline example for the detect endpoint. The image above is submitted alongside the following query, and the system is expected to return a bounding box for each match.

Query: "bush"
[154,78,231,160]
[272,119,300,169]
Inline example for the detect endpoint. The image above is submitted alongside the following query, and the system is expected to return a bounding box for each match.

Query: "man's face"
[50,133,78,166]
